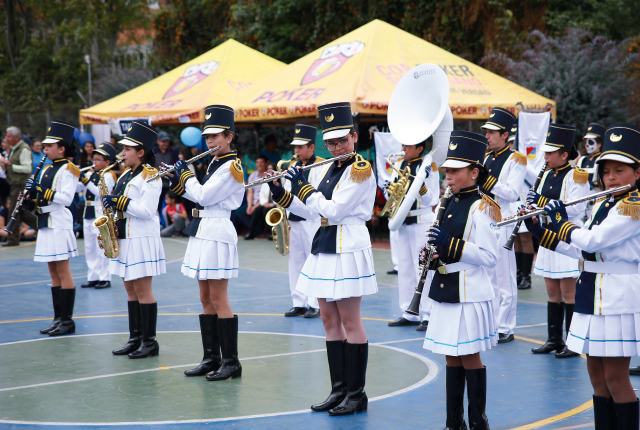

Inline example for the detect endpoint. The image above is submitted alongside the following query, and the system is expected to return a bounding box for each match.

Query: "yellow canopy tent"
[79,39,285,126]
[235,20,555,124]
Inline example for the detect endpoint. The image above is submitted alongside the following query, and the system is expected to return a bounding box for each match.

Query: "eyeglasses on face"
[325,136,350,149]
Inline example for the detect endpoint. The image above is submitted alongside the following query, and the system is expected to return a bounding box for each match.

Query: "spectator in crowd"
[1,126,32,247]
[244,156,271,240]
[260,134,281,165]
[0,198,36,242]
[79,141,95,169]
[179,146,197,175]
[153,130,180,210]
[161,191,189,237]
[0,138,10,204]
[31,139,51,176]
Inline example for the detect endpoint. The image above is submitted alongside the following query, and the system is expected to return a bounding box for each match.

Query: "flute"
[146,146,221,182]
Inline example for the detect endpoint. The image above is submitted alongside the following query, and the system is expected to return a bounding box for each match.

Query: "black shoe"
[416,321,429,331]
[1,242,18,247]
[386,269,398,275]
[498,333,514,343]
[388,317,420,327]
[243,234,255,240]
[113,301,142,355]
[466,367,489,430]
[532,302,565,354]
[94,281,111,289]
[285,307,307,317]
[328,342,368,416]
[81,280,99,288]
[517,276,531,290]
[630,366,640,375]
[49,289,76,336]
[304,307,321,318]
[185,314,221,376]
[518,253,534,290]
[312,340,347,412]
[207,316,242,381]
[40,286,62,334]
[444,366,468,430]
[128,303,159,359]
[614,398,639,430]
[555,346,579,358]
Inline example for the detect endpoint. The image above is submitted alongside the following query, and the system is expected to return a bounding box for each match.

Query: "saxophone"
[266,207,290,256]
[93,161,122,258]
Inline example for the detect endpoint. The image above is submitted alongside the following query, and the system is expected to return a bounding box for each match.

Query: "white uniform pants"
[83,218,111,282]
[288,221,319,309]
[391,223,433,322]
[488,225,517,334]
[390,229,399,271]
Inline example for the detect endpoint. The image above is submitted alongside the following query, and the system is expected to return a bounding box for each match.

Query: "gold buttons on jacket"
[440,284,444,288]
[579,280,582,284]
[550,186,553,190]
[448,214,452,218]
[605,203,609,207]
[455,197,459,202]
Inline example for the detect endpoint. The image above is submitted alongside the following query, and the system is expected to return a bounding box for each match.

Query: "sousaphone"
[386,63,453,231]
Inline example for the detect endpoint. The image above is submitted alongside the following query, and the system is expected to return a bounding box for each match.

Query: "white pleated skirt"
[296,248,378,301]
[109,236,166,281]
[34,228,78,262]
[424,300,497,356]
[567,312,640,357]
[181,236,239,280]
[534,246,580,279]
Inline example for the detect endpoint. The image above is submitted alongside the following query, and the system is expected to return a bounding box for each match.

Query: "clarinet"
[503,162,548,250]
[405,186,453,316]
[4,156,48,235]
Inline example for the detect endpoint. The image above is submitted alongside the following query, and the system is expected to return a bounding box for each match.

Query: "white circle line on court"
[0,331,437,426]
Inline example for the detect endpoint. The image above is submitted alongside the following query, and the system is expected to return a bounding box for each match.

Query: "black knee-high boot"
[49,288,75,336]
[614,398,638,430]
[532,302,565,353]
[40,286,62,334]
[207,315,242,381]
[128,303,159,359]
[556,303,579,358]
[466,367,489,430]
[445,366,468,430]
[593,396,618,430]
[312,340,347,412]
[515,252,523,287]
[185,314,221,376]
[518,253,534,290]
[328,342,368,416]
[113,301,142,355]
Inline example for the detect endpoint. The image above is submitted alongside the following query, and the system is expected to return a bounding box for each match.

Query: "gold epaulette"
[431,162,438,171]
[230,159,244,183]
[479,194,502,223]
[141,164,159,181]
[350,155,371,183]
[512,151,527,166]
[314,156,326,163]
[67,161,80,178]
[619,193,640,221]
[109,171,118,182]
[573,167,589,185]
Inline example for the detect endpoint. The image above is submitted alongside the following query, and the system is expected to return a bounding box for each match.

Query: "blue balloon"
[73,128,81,141]
[79,131,95,146]
[181,126,202,147]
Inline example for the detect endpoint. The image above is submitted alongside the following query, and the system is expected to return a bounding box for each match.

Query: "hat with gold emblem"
[42,120,78,157]
[597,124,640,164]
[119,121,158,150]
[583,122,606,140]
[508,125,517,143]
[94,142,117,162]
[480,107,517,132]
[318,102,353,140]
[440,131,488,168]
[201,104,235,136]
[541,123,577,157]
[291,123,317,145]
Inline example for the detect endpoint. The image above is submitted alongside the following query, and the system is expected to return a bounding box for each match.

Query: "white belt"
[85,200,100,207]
[192,209,230,219]
[578,259,640,275]
[408,208,432,217]
[321,216,365,227]
[437,262,479,275]
[37,204,63,214]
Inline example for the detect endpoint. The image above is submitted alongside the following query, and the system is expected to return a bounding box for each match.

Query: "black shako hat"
[119,121,158,151]
[481,107,517,132]
[542,123,577,158]
[291,123,317,145]
[318,102,353,140]
[584,122,606,140]
[43,120,77,157]
[94,142,117,163]
[201,104,235,136]
[441,131,488,168]
[598,124,640,165]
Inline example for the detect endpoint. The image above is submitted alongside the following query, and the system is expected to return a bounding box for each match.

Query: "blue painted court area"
[2,238,640,430]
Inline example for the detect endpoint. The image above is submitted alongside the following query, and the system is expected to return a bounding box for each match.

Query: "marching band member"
[268,102,377,416]
[386,142,439,331]
[281,123,323,318]
[169,105,244,381]
[79,142,117,289]
[103,121,166,359]
[26,120,80,336]
[527,124,589,358]
[524,124,640,428]
[576,123,606,191]
[480,108,527,343]
[422,131,499,430]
